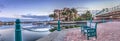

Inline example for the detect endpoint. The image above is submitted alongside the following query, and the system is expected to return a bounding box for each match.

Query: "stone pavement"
[37,22,120,41]
[64,22,120,41]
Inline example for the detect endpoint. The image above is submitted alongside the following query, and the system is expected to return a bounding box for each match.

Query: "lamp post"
[57,11,61,31]
[15,19,22,41]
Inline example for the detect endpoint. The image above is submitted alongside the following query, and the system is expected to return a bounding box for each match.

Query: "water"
[0,24,51,41]
[0,16,54,41]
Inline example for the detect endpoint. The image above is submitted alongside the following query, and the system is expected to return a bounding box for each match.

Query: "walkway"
[37,22,120,41]
[64,22,120,41]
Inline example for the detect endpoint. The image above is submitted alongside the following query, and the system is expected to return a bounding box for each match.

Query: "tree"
[49,14,54,18]
[71,8,78,21]
[62,12,67,15]
[71,8,77,14]
[49,8,80,21]
[74,17,82,21]
[65,8,73,21]
[81,11,92,20]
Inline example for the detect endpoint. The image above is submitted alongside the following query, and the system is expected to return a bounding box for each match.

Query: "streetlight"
[57,10,61,31]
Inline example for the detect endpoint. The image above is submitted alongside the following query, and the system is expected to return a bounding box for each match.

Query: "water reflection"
[0,24,51,41]
[0,25,14,29]
[22,24,52,32]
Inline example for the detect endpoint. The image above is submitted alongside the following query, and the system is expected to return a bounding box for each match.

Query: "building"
[95,5,120,21]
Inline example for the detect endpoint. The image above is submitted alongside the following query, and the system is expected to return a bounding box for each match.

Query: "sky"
[0,0,120,18]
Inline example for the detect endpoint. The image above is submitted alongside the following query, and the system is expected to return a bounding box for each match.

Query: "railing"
[14,19,112,41]
[14,19,61,41]
[96,5,120,16]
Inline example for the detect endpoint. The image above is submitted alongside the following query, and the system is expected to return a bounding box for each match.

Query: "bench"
[81,21,98,40]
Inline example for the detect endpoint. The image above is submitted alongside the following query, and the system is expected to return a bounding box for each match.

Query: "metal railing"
[96,5,120,16]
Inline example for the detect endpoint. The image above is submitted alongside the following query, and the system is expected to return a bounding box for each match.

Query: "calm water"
[0,16,54,41]
[0,24,52,41]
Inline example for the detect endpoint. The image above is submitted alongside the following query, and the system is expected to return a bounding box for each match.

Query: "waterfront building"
[95,5,120,21]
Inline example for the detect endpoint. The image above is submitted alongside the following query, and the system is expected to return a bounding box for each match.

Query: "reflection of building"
[95,5,120,20]
[4,22,14,25]
[0,21,2,25]
[0,22,14,25]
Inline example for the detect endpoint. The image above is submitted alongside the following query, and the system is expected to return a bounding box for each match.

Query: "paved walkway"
[37,22,120,41]
[64,22,120,41]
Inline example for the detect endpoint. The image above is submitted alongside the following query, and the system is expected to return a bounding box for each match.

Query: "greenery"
[74,17,81,21]
[62,12,67,15]
[49,8,79,21]
[73,11,92,21]
[81,11,92,20]
[49,9,93,32]
[49,27,57,32]
[49,14,54,18]
[49,8,92,21]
